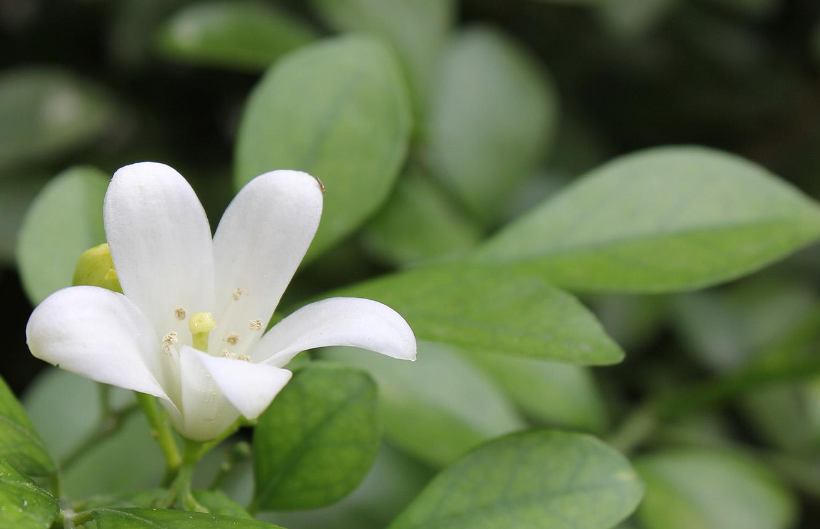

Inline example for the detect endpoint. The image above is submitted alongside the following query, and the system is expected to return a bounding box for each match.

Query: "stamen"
[162,332,178,344]
[226,333,240,345]
[232,288,243,301]
[174,307,186,320]
[250,319,263,331]
[315,176,326,194]
[189,312,216,352]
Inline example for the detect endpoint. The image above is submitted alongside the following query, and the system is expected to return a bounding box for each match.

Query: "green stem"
[136,393,182,484]
[209,441,251,491]
[159,439,209,512]
[607,406,658,455]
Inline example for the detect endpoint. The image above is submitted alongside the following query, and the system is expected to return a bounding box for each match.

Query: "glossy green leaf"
[636,449,796,529]
[157,1,316,71]
[0,458,59,529]
[478,147,820,293]
[236,35,412,261]
[254,363,381,510]
[331,262,624,364]
[320,342,525,467]
[426,26,558,224]
[389,430,644,529]
[469,353,607,433]
[261,444,434,529]
[17,166,108,305]
[93,508,281,528]
[0,68,115,170]
[310,0,454,118]
[363,167,482,266]
[0,376,54,477]
[80,489,252,519]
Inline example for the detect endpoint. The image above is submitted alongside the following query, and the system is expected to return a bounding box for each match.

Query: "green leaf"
[235,35,412,261]
[156,1,316,71]
[93,508,281,528]
[0,172,47,264]
[320,341,525,467]
[478,146,820,293]
[309,0,455,118]
[426,26,558,224]
[0,376,54,477]
[80,489,252,519]
[16,166,108,305]
[363,167,482,267]
[24,369,164,498]
[388,430,644,529]
[0,68,115,170]
[254,363,381,510]
[0,458,59,529]
[636,449,797,529]
[469,353,607,433]
[331,262,624,364]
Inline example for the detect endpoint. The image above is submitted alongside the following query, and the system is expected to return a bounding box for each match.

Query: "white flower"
[26,163,416,441]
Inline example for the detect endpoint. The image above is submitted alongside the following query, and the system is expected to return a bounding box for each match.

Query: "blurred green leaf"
[0,173,47,265]
[469,353,607,433]
[0,376,54,477]
[389,430,644,529]
[310,0,454,119]
[17,166,108,305]
[23,369,163,498]
[363,167,482,267]
[156,1,316,71]
[0,68,115,170]
[705,0,779,18]
[332,262,624,364]
[0,458,59,529]
[254,363,381,510]
[636,449,796,529]
[426,26,558,224]
[320,341,525,468]
[478,146,820,293]
[93,508,281,528]
[236,35,412,261]
[595,0,679,38]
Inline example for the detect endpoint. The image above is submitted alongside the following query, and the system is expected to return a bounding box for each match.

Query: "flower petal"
[254,297,417,367]
[177,346,241,441]
[190,349,292,420]
[211,170,322,358]
[104,162,215,338]
[26,286,168,400]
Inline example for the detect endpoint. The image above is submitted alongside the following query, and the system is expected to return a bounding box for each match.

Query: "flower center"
[188,312,216,352]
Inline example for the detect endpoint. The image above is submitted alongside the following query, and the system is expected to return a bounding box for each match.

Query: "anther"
[315,176,326,194]
[174,307,186,320]
[250,319,263,331]
[162,332,178,344]
[226,333,240,345]
[232,288,243,301]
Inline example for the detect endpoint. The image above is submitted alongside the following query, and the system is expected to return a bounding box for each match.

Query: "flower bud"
[72,243,122,293]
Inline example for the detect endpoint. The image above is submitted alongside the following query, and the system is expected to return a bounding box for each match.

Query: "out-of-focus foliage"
[4,0,820,527]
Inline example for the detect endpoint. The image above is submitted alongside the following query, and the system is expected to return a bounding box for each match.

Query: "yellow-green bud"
[72,243,122,293]
[189,312,216,352]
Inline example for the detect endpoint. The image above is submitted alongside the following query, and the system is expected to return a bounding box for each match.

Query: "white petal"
[211,170,322,358]
[104,162,215,339]
[177,346,240,441]
[26,286,169,400]
[190,349,292,420]
[254,297,417,367]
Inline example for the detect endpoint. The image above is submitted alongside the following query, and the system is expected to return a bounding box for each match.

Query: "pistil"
[188,312,216,353]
